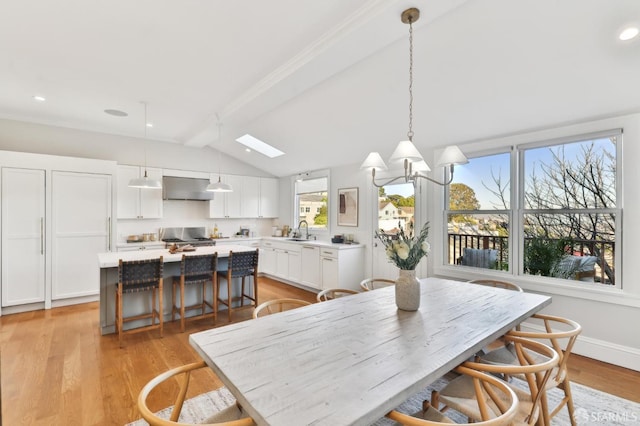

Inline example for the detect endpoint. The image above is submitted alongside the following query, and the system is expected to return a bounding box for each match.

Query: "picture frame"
[337,187,358,227]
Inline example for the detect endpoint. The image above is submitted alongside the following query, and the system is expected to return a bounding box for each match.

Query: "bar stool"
[216,250,259,322]
[172,253,218,332]
[115,256,163,348]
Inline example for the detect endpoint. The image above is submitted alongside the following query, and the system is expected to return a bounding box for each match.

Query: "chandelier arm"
[413,165,456,186]
[370,171,412,188]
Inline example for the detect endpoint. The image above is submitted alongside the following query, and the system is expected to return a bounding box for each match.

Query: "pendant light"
[206,116,233,192]
[360,8,468,187]
[128,101,162,189]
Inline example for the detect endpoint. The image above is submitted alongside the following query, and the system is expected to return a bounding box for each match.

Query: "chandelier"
[360,7,468,188]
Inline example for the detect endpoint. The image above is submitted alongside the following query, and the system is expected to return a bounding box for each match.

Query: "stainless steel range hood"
[162,176,215,201]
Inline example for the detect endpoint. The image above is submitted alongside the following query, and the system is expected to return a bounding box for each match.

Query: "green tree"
[449,183,480,222]
[313,198,327,225]
[387,194,415,208]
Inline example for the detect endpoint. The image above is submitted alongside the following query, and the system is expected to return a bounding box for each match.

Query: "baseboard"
[520,321,640,372]
[51,294,99,308]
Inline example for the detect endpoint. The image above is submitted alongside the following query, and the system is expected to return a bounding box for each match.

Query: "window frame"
[441,129,622,289]
[293,170,330,234]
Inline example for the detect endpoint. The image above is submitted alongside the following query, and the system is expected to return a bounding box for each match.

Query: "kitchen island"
[97,245,255,335]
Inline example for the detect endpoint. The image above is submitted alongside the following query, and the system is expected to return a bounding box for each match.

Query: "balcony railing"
[447,233,615,284]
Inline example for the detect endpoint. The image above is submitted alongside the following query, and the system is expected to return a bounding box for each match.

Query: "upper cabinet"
[210,175,279,219]
[117,165,163,219]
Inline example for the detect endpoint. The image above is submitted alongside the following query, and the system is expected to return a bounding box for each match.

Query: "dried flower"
[376,221,430,270]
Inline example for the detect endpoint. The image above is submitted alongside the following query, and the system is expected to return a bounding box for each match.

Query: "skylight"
[235,134,285,158]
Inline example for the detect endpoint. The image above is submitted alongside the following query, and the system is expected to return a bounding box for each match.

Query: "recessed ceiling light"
[33,95,46,102]
[104,109,128,117]
[235,134,285,158]
[619,26,639,41]
[245,148,251,153]
[146,122,153,128]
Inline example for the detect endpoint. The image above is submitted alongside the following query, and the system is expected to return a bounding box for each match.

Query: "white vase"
[395,269,420,311]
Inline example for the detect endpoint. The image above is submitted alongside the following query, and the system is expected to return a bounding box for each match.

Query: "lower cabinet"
[300,245,321,289]
[260,240,364,291]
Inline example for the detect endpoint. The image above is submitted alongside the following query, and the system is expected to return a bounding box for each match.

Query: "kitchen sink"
[287,238,307,241]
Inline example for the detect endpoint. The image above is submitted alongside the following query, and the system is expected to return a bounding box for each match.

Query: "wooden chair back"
[316,288,359,302]
[387,365,518,425]
[359,278,395,291]
[137,360,255,426]
[469,279,523,292]
[252,298,312,318]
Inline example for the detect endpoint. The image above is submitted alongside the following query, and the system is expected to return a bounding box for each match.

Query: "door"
[1,168,46,306]
[372,182,414,280]
[51,171,112,300]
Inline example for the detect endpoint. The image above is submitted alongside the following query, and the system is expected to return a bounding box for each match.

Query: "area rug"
[127,378,640,425]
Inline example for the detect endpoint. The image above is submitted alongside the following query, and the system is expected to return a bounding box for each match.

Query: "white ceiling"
[2,0,640,177]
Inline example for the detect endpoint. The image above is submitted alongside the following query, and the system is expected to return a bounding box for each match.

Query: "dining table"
[189,277,551,426]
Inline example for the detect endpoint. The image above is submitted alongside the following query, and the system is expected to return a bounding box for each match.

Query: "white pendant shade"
[206,177,233,192]
[436,145,469,167]
[128,170,162,189]
[360,152,388,171]
[389,140,424,163]
[411,160,431,173]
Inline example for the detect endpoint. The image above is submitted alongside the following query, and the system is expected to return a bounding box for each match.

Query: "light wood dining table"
[189,277,551,426]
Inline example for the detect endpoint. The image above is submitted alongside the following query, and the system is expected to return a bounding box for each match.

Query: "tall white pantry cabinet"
[0,151,117,315]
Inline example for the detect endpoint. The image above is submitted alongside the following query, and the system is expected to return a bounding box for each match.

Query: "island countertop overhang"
[97,244,256,268]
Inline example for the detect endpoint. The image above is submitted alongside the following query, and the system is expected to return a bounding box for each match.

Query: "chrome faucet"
[298,220,309,240]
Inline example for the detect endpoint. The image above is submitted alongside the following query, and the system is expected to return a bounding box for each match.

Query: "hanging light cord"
[407,15,414,143]
[216,113,223,182]
[142,101,149,177]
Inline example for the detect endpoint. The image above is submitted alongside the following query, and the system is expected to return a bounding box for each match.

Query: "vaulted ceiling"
[2,0,639,177]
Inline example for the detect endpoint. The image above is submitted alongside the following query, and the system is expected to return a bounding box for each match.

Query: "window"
[378,183,414,237]
[295,176,328,231]
[445,131,621,287]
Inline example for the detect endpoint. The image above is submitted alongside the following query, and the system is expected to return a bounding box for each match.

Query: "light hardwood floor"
[1,277,638,425]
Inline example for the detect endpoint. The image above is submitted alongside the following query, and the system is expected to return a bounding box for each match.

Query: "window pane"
[296,176,328,230]
[523,136,617,209]
[451,152,510,210]
[523,213,614,284]
[447,213,509,271]
[378,183,414,234]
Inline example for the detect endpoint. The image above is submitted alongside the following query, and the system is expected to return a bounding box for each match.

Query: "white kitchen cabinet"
[1,168,46,306]
[209,174,243,218]
[259,177,279,218]
[260,245,277,275]
[241,176,260,217]
[51,171,112,300]
[288,250,301,282]
[117,165,163,219]
[319,246,365,291]
[300,245,321,289]
[275,248,289,278]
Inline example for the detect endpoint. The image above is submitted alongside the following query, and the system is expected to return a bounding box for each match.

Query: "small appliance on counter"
[331,235,344,244]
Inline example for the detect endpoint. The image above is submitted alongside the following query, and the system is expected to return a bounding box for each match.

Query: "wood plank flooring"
[1,277,638,425]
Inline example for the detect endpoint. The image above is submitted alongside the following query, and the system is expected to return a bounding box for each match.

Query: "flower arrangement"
[376,221,430,270]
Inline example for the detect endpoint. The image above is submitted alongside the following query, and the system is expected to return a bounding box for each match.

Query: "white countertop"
[261,236,364,249]
[97,244,255,268]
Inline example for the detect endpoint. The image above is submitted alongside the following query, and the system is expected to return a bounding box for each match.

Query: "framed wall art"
[337,187,358,227]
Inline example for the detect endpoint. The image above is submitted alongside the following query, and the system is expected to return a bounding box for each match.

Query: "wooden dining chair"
[468,279,523,292]
[252,298,311,319]
[359,277,395,291]
[479,314,582,426]
[316,288,359,302]
[171,253,217,332]
[137,360,255,426]
[116,256,164,348]
[217,250,259,322]
[430,336,559,426]
[387,365,519,425]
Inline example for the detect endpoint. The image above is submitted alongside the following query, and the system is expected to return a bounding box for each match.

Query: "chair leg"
[212,274,218,323]
[241,276,246,307]
[172,281,177,323]
[253,271,258,307]
[117,286,123,348]
[561,380,577,426]
[227,276,232,322]
[159,280,164,338]
[180,280,185,333]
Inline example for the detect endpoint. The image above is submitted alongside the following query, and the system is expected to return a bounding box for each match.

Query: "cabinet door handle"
[40,217,44,255]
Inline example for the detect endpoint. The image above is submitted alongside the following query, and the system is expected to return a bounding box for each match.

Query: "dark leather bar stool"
[116,256,164,348]
[171,253,218,332]
[216,249,259,322]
